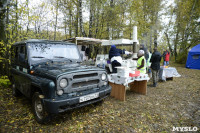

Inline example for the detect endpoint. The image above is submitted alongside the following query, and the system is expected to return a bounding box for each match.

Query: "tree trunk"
[89,0,94,38]
[35,20,37,34]
[95,7,99,38]
[54,0,59,40]
[75,3,79,37]
[47,21,49,39]
[14,0,18,41]
[107,0,114,40]
[153,29,157,48]
[149,26,152,52]
[6,4,9,43]
[0,3,6,76]
[26,0,30,36]
[174,30,179,61]
[78,0,86,37]
[64,17,67,38]
[0,0,10,44]
[0,0,11,76]
[182,0,197,49]
[69,2,72,38]
[99,11,105,39]
[164,32,173,55]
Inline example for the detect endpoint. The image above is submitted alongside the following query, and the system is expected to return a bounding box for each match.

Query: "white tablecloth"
[159,66,181,81]
[108,73,150,86]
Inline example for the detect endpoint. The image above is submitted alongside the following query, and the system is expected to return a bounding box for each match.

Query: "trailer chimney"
[132,26,137,58]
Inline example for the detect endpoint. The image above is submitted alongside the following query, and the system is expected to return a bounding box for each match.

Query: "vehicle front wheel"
[32,92,51,124]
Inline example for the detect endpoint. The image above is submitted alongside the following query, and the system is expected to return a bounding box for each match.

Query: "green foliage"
[171,0,200,62]
[176,50,188,64]
[0,0,199,74]
[0,76,11,88]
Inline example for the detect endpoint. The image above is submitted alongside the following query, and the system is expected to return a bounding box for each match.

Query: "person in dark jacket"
[109,45,131,73]
[140,44,149,61]
[150,47,161,87]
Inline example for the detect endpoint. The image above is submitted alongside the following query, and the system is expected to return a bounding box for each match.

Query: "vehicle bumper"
[43,86,111,114]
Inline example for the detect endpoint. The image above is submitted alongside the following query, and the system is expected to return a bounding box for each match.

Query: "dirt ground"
[0,63,199,133]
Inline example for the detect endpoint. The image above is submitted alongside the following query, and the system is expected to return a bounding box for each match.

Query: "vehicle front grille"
[58,71,102,93]
[72,79,99,88]
[73,73,98,79]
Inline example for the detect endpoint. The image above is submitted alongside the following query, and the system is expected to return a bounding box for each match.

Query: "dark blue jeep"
[10,39,111,123]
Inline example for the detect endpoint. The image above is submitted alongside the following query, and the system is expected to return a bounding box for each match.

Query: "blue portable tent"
[186,44,200,70]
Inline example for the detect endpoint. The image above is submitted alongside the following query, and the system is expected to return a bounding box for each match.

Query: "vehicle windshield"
[28,43,80,63]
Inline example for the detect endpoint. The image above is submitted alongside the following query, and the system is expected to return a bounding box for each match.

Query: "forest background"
[0,0,200,76]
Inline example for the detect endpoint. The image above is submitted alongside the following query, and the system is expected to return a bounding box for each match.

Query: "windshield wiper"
[32,56,54,63]
[53,56,72,62]
[32,56,45,58]
[54,56,67,58]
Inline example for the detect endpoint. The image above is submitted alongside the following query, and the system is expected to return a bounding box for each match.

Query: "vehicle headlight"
[57,90,64,95]
[60,79,68,88]
[101,73,107,81]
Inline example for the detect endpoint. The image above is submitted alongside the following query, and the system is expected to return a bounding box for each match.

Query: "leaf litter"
[0,63,199,132]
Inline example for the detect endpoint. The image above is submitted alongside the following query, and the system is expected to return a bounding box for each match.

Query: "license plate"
[79,93,99,103]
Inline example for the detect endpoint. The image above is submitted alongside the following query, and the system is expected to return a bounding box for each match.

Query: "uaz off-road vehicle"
[9,39,111,123]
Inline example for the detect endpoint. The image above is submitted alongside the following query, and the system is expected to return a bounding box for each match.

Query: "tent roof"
[190,44,200,53]
[101,39,139,46]
[64,37,105,45]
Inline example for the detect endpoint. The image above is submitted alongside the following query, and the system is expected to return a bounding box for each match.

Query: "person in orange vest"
[137,50,146,74]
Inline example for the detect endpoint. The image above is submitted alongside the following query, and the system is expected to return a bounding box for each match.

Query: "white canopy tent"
[64,37,106,61]
[64,37,105,45]
[101,39,139,46]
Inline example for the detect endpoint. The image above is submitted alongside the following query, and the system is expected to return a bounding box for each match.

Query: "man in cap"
[150,47,161,87]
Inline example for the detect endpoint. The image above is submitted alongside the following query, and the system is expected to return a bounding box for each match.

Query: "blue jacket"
[109,46,125,59]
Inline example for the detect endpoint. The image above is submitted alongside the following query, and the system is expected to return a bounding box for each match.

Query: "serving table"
[108,72,150,101]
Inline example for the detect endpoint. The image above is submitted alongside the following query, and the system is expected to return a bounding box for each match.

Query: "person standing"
[109,45,131,73]
[147,50,152,77]
[162,50,166,64]
[150,47,161,87]
[137,50,146,74]
[164,50,170,66]
[140,44,149,61]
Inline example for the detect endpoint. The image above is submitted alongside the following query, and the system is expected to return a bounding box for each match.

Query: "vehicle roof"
[13,39,75,46]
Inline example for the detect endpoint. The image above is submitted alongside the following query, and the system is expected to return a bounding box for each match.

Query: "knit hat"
[138,50,144,56]
[111,45,116,48]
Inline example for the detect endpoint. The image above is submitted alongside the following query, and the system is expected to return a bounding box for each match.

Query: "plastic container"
[129,70,140,77]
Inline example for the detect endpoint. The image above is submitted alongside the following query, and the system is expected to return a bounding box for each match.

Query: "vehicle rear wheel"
[12,81,21,97]
[32,92,51,124]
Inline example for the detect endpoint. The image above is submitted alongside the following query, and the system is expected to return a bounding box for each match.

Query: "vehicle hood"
[33,63,104,78]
